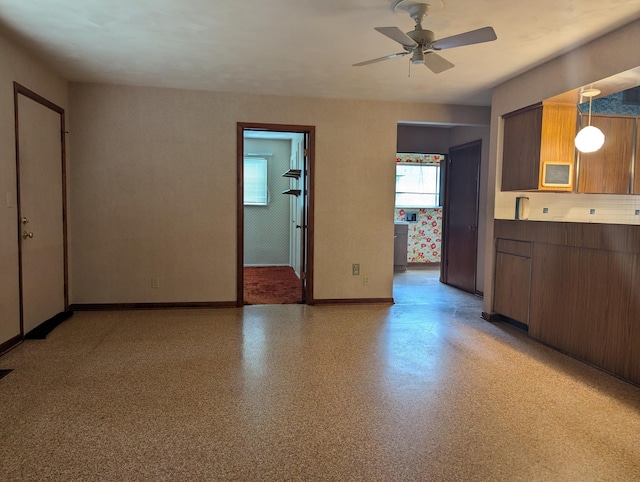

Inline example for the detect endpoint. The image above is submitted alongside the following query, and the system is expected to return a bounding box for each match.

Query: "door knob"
[22,231,33,239]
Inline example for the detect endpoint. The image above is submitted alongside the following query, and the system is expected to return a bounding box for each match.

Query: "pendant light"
[574,88,605,153]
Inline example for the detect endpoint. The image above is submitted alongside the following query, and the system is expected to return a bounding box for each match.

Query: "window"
[243,157,268,205]
[623,86,640,105]
[395,163,441,207]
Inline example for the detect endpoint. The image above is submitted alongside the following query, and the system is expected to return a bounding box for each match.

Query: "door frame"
[441,139,481,294]
[14,82,69,335]
[236,122,315,306]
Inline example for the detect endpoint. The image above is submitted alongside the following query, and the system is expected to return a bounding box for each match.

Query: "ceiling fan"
[353,0,497,74]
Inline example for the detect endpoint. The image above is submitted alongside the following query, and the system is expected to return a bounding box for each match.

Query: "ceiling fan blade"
[374,26,418,48]
[423,52,455,74]
[432,26,497,50]
[353,52,408,67]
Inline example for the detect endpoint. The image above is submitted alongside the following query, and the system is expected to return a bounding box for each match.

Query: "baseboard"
[24,311,73,339]
[312,298,394,305]
[482,311,528,332]
[407,262,440,269]
[70,301,237,311]
[0,334,22,356]
[481,311,501,322]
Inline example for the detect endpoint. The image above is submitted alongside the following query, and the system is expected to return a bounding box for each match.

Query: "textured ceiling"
[1,0,640,106]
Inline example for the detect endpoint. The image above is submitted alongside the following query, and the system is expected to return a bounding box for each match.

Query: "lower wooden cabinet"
[493,220,640,386]
[493,239,532,325]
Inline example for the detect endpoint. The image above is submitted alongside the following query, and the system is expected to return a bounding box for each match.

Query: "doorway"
[441,140,481,294]
[14,83,69,339]
[236,123,315,306]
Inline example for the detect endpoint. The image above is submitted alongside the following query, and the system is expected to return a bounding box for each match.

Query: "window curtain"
[396,153,443,166]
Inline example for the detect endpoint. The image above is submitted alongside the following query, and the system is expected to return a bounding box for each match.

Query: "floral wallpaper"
[394,208,442,263]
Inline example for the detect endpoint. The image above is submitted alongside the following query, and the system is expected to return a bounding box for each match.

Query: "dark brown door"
[442,140,481,294]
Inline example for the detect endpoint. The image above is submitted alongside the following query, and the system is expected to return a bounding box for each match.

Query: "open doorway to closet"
[236,123,315,306]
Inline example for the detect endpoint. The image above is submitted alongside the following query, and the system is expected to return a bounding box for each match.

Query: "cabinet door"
[538,103,578,192]
[493,249,531,325]
[635,120,640,194]
[501,105,543,191]
[578,115,634,193]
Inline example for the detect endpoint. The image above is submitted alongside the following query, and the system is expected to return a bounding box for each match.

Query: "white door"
[289,135,305,278]
[17,92,66,334]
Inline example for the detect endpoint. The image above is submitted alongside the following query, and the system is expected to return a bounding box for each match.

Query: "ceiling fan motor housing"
[407,28,435,50]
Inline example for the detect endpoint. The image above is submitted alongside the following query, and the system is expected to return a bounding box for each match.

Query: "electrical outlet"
[151,277,160,289]
[352,263,360,276]
[363,276,370,286]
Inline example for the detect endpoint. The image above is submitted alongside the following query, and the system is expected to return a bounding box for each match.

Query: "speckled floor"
[1,268,639,480]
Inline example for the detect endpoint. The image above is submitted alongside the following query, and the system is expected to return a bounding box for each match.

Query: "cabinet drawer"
[496,238,532,258]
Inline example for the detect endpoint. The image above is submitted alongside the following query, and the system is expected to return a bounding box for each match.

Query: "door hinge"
[301,272,307,280]
[303,148,308,157]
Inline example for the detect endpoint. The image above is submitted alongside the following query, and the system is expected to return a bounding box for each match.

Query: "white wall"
[0,35,68,347]
[68,83,490,304]
[484,18,640,314]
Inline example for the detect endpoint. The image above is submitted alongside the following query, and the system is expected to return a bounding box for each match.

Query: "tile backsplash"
[496,191,640,225]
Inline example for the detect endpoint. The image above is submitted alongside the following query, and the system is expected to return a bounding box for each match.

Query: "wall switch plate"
[151,277,160,289]
[352,264,360,276]
[363,276,370,286]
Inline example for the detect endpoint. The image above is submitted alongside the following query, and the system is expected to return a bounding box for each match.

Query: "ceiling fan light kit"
[353,1,497,74]
[411,49,425,64]
[575,88,605,153]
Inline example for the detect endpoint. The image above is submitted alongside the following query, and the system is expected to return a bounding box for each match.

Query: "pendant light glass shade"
[575,88,605,153]
[575,125,605,153]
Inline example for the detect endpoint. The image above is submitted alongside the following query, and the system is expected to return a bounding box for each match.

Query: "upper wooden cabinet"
[577,114,636,194]
[635,120,640,195]
[502,103,577,191]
